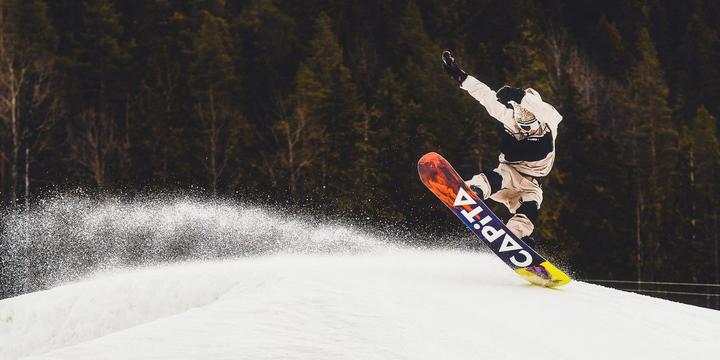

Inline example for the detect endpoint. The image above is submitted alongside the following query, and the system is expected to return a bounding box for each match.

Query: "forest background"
[2,0,720,307]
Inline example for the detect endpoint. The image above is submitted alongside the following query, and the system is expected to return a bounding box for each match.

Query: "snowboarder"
[441,50,563,247]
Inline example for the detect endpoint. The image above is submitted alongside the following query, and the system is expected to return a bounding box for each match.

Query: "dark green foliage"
[678,107,720,284]
[2,0,720,305]
[624,28,679,281]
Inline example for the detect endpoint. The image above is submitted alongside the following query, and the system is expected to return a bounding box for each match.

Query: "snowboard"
[418,152,571,287]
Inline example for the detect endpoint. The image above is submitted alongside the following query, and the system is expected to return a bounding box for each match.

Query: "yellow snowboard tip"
[515,261,572,288]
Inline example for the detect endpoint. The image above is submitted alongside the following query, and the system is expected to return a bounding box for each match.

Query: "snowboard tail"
[418,152,571,287]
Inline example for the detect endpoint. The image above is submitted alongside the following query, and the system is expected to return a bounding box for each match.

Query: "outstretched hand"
[442,50,468,85]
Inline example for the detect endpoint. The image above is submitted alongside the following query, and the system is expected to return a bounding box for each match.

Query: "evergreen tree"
[592,15,627,77]
[502,18,553,96]
[556,68,634,276]
[265,12,363,203]
[626,27,679,283]
[678,12,720,118]
[129,0,193,186]
[386,1,450,223]
[64,0,133,188]
[302,13,363,206]
[233,0,297,124]
[679,106,720,286]
[187,7,251,194]
[268,62,327,196]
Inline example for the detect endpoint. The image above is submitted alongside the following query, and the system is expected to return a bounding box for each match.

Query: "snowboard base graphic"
[418,152,571,287]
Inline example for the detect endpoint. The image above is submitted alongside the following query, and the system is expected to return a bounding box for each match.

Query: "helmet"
[509,101,540,134]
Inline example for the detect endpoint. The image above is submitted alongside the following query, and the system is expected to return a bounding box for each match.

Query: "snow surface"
[2,249,720,360]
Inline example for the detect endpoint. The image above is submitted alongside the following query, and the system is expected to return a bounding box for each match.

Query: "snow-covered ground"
[2,198,719,359]
[2,249,719,360]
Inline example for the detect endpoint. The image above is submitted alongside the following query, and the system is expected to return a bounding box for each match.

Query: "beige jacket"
[461,76,563,177]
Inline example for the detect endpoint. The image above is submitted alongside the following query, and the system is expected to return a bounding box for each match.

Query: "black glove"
[496,85,525,109]
[442,51,468,85]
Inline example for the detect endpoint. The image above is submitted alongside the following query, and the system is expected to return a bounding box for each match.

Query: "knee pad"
[516,201,539,222]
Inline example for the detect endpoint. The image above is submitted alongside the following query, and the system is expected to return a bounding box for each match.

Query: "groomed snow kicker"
[2,250,720,360]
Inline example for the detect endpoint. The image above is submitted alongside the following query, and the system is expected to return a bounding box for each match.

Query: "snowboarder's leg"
[507,201,539,239]
[486,164,544,239]
[465,170,503,199]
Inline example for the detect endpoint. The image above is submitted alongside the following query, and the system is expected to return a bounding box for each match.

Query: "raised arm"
[442,51,515,129]
[460,76,515,128]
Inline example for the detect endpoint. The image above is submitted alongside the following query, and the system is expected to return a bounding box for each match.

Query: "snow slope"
[2,249,719,360]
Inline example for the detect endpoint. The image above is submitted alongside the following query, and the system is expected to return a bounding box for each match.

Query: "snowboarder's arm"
[460,76,515,128]
[520,89,563,127]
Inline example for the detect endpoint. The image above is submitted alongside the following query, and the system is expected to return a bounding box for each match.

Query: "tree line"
[1,0,720,303]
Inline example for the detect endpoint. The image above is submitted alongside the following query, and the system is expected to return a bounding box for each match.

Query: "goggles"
[517,118,540,132]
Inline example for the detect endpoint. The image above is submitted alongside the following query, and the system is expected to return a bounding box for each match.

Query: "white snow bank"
[2,250,719,360]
